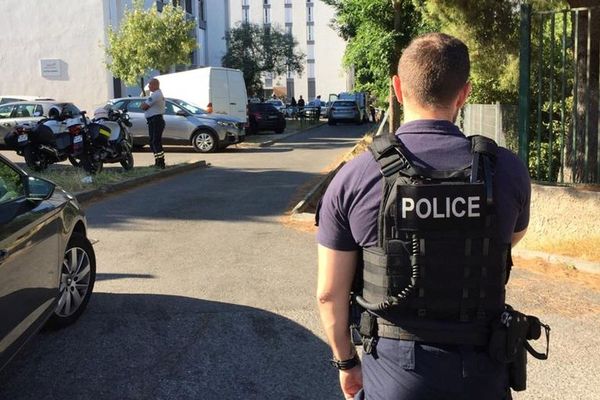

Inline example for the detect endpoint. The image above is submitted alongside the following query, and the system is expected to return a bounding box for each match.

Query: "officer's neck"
[402,103,458,124]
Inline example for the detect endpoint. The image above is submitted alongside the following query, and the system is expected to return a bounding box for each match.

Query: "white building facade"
[0,0,346,111]
[228,0,349,102]
[0,0,230,111]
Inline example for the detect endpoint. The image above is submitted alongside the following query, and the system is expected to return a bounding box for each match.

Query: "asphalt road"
[1,123,599,399]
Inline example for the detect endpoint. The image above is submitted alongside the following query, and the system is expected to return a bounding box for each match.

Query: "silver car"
[0,101,82,145]
[108,97,245,153]
[327,100,364,125]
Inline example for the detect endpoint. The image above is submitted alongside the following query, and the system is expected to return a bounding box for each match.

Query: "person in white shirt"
[141,78,166,169]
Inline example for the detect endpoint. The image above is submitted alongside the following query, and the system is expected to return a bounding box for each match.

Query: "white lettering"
[401,198,414,218]
[433,198,445,218]
[468,196,480,217]
[416,198,432,218]
[446,197,451,218]
[452,197,466,217]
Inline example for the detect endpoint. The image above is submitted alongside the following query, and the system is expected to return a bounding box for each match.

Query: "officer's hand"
[339,365,362,400]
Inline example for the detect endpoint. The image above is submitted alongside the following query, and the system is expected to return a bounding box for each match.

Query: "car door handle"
[0,249,8,263]
[229,103,236,105]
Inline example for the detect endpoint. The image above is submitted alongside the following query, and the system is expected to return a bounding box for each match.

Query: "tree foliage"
[323,0,425,106]
[105,0,197,88]
[222,23,305,96]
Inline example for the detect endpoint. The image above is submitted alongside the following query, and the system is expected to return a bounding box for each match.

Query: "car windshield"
[170,99,207,115]
[267,100,283,106]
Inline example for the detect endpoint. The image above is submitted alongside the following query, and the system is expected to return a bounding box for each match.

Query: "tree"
[222,23,305,97]
[324,0,425,132]
[105,0,197,92]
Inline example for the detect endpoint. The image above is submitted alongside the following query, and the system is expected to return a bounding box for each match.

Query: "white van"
[147,67,248,122]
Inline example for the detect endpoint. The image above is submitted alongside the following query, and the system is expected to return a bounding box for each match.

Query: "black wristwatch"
[330,353,360,370]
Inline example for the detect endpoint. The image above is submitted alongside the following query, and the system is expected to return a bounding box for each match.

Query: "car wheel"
[192,130,218,153]
[47,233,96,329]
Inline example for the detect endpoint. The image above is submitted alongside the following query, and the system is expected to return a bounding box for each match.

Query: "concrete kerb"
[240,121,326,148]
[75,160,207,205]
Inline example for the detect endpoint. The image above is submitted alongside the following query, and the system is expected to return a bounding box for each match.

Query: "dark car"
[246,103,286,134]
[0,154,96,371]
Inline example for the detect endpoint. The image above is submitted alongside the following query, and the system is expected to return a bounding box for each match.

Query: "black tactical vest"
[356,133,510,346]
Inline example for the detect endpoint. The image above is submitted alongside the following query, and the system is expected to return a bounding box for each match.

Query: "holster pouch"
[488,305,550,392]
[349,294,364,346]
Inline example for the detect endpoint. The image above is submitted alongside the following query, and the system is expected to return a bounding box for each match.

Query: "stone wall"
[518,184,600,262]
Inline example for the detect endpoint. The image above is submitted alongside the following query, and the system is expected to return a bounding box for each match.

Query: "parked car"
[0,95,54,106]
[0,101,82,145]
[107,97,245,153]
[0,153,96,371]
[266,99,286,114]
[328,100,364,125]
[303,100,326,120]
[246,103,286,134]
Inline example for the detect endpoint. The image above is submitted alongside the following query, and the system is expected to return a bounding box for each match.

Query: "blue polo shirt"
[317,120,531,251]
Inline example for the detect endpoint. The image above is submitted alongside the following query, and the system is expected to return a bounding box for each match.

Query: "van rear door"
[226,70,248,122]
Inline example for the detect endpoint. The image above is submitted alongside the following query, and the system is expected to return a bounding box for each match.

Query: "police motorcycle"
[345,134,551,393]
[4,107,87,172]
[78,107,134,173]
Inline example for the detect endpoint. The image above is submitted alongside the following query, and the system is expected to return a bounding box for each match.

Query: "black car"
[246,103,286,134]
[0,154,96,371]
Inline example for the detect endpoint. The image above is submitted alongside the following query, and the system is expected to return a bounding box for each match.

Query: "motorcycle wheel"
[120,152,134,171]
[23,146,48,171]
[81,154,103,174]
[68,156,82,168]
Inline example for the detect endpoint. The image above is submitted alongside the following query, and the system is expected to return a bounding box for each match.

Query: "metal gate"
[518,4,599,184]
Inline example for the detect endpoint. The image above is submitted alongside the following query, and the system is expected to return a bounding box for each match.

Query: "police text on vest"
[401,197,481,219]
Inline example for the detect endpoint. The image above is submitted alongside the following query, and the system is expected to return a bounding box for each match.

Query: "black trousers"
[147,115,165,157]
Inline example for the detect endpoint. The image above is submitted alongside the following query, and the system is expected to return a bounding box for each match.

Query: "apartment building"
[0,0,346,110]
[229,0,349,101]
[0,0,230,111]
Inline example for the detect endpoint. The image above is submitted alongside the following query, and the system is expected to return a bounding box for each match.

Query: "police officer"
[141,78,166,169]
[316,32,531,400]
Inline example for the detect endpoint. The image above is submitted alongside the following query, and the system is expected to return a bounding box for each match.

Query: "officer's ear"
[455,82,471,110]
[392,75,404,105]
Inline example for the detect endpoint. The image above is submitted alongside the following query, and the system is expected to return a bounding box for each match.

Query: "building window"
[285,24,292,35]
[243,7,249,23]
[263,6,271,25]
[157,0,165,12]
[242,0,249,5]
[307,44,314,59]
[198,0,206,28]
[308,62,315,79]
[285,0,292,4]
[264,0,269,4]
[285,6,293,24]
[307,25,314,41]
[308,78,316,99]
[307,4,314,22]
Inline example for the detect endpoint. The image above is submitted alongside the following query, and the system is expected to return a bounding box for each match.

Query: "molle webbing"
[360,134,507,344]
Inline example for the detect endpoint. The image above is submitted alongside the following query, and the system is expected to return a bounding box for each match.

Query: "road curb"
[240,121,326,148]
[75,160,207,205]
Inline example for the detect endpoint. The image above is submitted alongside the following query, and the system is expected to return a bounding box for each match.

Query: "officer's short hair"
[398,32,470,107]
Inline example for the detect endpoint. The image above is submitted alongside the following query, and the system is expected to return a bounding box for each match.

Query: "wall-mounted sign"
[40,59,62,77]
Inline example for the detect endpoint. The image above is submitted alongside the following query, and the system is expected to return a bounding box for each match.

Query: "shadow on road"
[0,293,338,399]
[86,166,323,227]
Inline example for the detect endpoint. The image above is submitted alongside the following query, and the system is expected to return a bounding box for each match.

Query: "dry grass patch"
[27,164,182,193]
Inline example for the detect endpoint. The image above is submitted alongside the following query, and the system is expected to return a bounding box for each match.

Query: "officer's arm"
[141,95,153,111]
[511,228,527,247]
[317,244,358,361]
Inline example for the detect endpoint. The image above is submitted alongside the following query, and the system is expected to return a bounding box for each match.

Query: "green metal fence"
[518,4,599,184]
